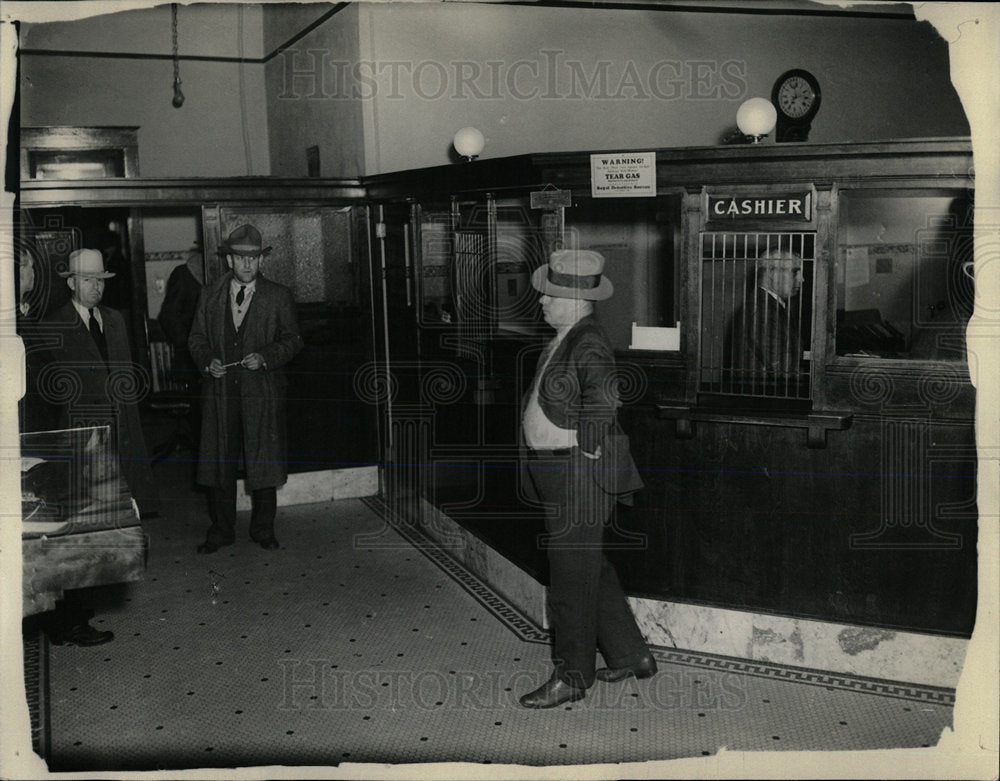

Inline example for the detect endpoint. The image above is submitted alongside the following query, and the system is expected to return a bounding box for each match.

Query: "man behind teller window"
[518,249,655,709]
[723,249,806,395]
[188,224,303,554]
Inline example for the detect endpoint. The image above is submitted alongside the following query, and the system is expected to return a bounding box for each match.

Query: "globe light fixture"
[453,127,485,161]
[736,98,778,144]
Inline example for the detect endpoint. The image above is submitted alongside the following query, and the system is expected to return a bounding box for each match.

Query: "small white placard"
[591,152,656,198]
[845,246,871,288]
[630,322,680,351]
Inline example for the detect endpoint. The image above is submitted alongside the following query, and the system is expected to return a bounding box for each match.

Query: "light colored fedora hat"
[531,249,613,301]
[59,248,115,278]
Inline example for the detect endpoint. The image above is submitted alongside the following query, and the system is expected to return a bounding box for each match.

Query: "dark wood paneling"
[616,394,977,634]
[21,179,366,208]
[409,328,977,635]
[285,307,378,473]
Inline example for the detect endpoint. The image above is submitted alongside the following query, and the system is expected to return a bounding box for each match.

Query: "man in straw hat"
[189,224,303,554]
[43,248,152,498]
[36,247,154,645]
[518,248,655,709]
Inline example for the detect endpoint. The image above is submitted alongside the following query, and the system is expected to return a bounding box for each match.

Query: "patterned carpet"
[23,460,954,774]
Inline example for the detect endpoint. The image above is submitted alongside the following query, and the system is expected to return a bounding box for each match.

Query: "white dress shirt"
[71,298,103,331]
[230,278,256,329]
[522,331,579,451]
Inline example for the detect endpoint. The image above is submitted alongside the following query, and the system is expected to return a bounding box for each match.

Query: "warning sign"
[590,152,656,198]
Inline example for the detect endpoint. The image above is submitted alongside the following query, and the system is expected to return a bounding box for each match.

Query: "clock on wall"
[772,69,821,142]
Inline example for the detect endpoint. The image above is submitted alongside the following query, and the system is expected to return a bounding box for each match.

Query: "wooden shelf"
[656,402,852,448]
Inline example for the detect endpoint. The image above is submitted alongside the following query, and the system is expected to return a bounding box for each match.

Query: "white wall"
[264,4,365,178]
[19,4,271,177]
[15,2,970,178]
[351,2,967,174]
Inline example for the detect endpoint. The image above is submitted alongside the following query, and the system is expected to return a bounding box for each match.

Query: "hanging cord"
[171,3,184,107]
[237,3,253,174]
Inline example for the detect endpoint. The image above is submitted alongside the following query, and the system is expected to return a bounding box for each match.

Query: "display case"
[21,426,147,616]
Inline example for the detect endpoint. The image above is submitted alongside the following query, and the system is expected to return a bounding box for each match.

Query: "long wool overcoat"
[39,301,153,504]
[188,272,303,490]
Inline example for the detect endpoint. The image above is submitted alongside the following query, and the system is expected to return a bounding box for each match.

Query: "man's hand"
[242,352,265,371]
[581,446,602,460]
[207,358,227,378]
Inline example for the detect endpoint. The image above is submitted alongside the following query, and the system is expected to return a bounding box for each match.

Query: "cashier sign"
[591,152,656,197]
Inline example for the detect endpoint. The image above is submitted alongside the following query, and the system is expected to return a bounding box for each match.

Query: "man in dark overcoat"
[36,247,153,645]
[159,244,204,389]
[188,224,303,554]
[40,248,152,508]
[517,249,655,709]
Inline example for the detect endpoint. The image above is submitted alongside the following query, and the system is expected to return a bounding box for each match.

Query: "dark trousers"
[205,375,277,545]
[38,592,91,635]
[526,448,649,689]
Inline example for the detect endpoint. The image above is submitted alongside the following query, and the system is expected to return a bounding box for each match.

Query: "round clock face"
[777,75,817,119]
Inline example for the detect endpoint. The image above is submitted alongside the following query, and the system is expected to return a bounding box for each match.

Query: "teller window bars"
[452,229,496,360]
[699,232,815,401]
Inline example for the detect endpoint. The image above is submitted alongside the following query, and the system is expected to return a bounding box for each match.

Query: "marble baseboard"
[236,466,378,511]
[414,500,967,691]
[417,498,548,629]
[629,598,967,690]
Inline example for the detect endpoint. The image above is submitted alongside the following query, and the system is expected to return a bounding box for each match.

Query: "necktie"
[236,286,246,306]
[88,308,108,363]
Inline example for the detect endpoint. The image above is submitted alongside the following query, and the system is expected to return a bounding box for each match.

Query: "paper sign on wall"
[845,246,871,288]
[590,152,656,198]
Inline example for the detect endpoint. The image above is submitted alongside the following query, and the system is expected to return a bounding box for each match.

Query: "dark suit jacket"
[723,287,804,393]
[17,305,58,432]
[188,273,303,490]
[523,314,644,502]
[39,302,151,501]
[158,262,203,382]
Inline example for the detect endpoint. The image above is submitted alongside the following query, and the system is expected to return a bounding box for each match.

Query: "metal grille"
[453,230,495,358]
[699,232,815,400]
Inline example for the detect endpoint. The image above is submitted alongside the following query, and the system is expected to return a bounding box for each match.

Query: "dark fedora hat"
[218,224,272,257]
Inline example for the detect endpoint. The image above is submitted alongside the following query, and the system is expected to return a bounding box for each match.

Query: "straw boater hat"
[58,248,115,278]
[531,249,614,301]
[218,224,272,256]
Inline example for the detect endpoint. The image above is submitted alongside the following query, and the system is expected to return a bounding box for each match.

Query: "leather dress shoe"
[197,539,233,554]
[48,621,114,647]
[519,674,587,709]
[595,652,658,683]
[253,536,280,551]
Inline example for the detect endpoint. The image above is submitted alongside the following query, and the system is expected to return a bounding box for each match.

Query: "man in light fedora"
[44,248,152,499]
[36,248,154,645]
[188,224,303,554]
[518,248,654,709]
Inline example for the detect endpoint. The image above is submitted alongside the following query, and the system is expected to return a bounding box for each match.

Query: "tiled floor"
[29,459,954,773]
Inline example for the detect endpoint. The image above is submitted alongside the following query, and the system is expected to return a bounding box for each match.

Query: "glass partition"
[836,190,973,361]
[564,194,681,351]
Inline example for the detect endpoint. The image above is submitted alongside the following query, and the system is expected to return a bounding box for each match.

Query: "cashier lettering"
[711,196,809,218]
